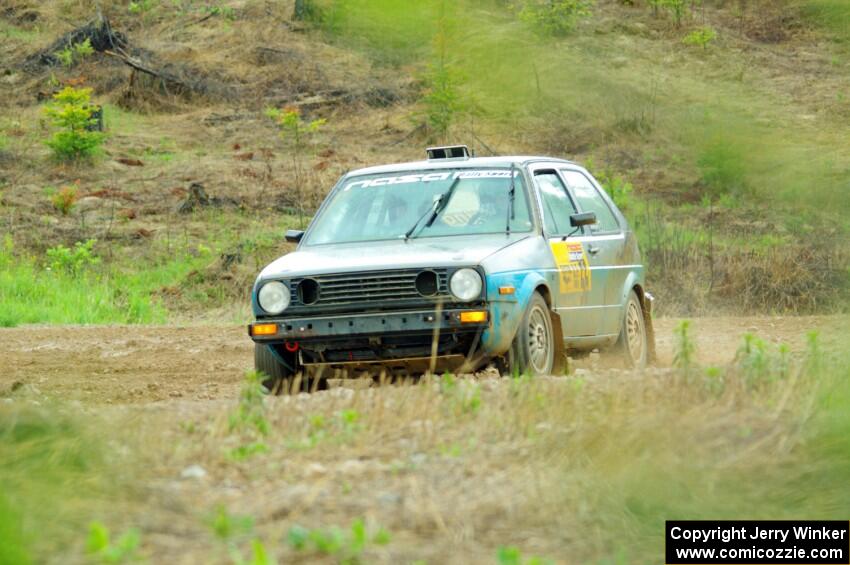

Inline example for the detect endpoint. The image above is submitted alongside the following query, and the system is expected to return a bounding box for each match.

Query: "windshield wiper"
[404,177,461,240]
[506,163,516,235]
[404,197,439,240]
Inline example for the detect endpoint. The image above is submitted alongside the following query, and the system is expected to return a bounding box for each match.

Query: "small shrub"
[56,38,94,68]
[46,239,100,276]
[682,26,718,49]
[128,0,156,15]
[205,4,236,20]
[416,4,466,142]
[56,47,73,68]
[43,86,105,161]
[265,106,325,228]
[519,0,594,36]
[420,60,464,141]
[50,185,79,215]
[697,140,748,199]
[648,0,690,26]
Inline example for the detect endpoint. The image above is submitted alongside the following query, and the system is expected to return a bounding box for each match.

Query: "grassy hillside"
[1,0,848,324]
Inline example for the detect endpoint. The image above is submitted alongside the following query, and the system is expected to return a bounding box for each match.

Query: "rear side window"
[561,170,620,233]
[535,171,578,235]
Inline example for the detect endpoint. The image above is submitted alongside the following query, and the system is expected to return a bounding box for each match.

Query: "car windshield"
[304,169,533,246]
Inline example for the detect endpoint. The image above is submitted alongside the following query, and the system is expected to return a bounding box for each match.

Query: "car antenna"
[505,163,516,236]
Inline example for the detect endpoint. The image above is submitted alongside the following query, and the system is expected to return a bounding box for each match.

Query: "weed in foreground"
[0,492,30,565]
[497,545,554,565]
[672,319,695,376]
[286,409,363,450]
[439,372,482,414]
[207,505,255,542]
[227,371,269,460]
[231,539,276,565]
[287,518,390,561]
[204,505,269,564]
[86,522,141,564]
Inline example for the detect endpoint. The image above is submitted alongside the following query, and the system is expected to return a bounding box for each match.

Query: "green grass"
[0,21,40,42]
[0,244,212,327]
[0,405,122,563]
[800,0,850,45]
[101,104,148,134]
[0,211,303,327]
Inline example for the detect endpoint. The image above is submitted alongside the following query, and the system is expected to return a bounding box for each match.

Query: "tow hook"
[284,341,300,352]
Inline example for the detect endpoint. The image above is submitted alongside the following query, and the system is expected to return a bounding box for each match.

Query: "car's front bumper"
[248,307,490,343]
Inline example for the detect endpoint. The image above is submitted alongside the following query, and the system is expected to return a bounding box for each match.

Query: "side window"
[561,171,620,233]
[534,171,578,235]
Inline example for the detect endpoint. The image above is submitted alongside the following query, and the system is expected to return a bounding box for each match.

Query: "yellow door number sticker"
[550,241,591,293]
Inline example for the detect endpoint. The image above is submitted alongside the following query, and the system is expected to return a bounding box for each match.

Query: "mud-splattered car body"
[249,148,654,381]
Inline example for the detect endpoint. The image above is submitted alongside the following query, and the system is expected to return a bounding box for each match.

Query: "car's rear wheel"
[508,292,555,376]
[612,290,648,369]
[254,344,298,394]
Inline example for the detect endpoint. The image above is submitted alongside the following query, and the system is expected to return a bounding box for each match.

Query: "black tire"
[254,343,295,394]
[508,292,555,376]
[612,290,648,369]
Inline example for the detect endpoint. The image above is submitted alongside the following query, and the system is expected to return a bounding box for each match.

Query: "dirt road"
[0,316,842,404]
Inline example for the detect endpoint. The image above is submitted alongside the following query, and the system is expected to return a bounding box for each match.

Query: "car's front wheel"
[254,344,298,394]
[612,290,648,369]
[508,292,555,376]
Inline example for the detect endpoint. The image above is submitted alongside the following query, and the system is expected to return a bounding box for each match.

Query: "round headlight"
[258,281,290,314]
[450,268,482,302]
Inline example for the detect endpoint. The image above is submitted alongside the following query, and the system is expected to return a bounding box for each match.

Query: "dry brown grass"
[2,319,847,562]
[11,346,844,563]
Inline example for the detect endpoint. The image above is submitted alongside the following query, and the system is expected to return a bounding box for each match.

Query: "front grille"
[289,269,449,307]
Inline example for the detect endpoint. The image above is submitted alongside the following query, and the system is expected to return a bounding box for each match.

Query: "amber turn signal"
[459,311,488,323]
[498,286,515,295]
[251,323,278,336]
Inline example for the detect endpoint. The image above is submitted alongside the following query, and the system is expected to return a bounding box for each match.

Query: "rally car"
[248,145,655,391]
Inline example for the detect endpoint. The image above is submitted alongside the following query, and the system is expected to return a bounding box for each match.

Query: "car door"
[530,168,601,337]
[559,169,627,336]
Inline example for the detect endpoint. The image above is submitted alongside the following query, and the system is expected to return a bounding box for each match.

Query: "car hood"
[259,233,531,279]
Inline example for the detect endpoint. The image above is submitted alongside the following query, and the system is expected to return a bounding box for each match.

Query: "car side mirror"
[570,212,597,228]
[285,229,305,243]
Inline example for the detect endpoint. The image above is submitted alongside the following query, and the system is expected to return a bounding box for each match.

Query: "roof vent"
[426,145,470,160]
